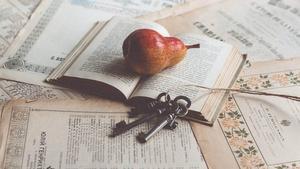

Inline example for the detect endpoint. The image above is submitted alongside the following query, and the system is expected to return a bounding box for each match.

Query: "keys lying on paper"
[110,92,191,143]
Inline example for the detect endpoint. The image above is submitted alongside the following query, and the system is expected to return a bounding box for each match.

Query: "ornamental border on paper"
[218,69,300,169]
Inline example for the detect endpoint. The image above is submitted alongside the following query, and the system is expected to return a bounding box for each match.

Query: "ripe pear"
[122,29,200,75]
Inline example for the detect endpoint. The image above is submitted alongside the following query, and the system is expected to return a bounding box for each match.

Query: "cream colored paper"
[0,0,40,56]
[0,99,207,168]
[152,0,300,61]
[0,80,86,102]
[139,0,223,21]
[0,0,88,103]
[191,58,300,169]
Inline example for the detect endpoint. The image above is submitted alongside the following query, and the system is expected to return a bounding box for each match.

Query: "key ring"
[176,104,188,117]
[168,100,188,118]
[174,95,191,108]
[157,92,171,102]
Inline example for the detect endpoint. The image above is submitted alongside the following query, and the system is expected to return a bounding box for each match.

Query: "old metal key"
[110,93,170,137]
[137,111,177,143]
[128,93,171,117]
[136,96,191,143]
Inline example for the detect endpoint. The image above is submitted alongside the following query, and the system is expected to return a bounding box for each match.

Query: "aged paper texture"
[153,0,300,61]
[0,99,208,168]
[192,58,300,169]
[0,0,40,56]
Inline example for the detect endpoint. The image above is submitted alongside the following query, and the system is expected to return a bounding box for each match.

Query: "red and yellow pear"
[122,29,200,75]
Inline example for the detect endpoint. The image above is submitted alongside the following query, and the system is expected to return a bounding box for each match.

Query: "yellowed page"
[0,0,40,56]
[64,17,169,98]
[152,0,300,61]
[192,58,300,169]
[0,80,87,102]
[139,0,223,21]
[0,99,208,168]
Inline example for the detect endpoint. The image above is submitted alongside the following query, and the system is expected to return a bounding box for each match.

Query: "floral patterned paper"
[218,69,300,169]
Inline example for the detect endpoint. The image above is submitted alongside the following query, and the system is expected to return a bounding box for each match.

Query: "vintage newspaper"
[0,0,40,56]
[151,0,300,61]
[0,79,87,119]
[0,99,208,168]
[0,80,87,102]
[0,1,79,103]
[191,58,300,169]
[139,0,223,21]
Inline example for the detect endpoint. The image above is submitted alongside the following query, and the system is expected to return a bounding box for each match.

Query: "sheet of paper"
[0,0,40,56]
[155,0,300,61]
[233,89,300,165]
[191,58,300,169]
[0,100,208,168]
[139,0,223,21]
[0,0,190,86]
[0,80,86,102]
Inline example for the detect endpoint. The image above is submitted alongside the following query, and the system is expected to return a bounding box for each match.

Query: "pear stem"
[186,43,200,49]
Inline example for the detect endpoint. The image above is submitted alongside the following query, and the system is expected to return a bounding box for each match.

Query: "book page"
[64,17,169,98]
[0,0,89,104]
[155,0,300,61]
[0,80,87,102]
[0,0,40,56]
[0,0,185,86]
[131,33,233,110]
[0,100,208,169]
[139,0,223,21]
[191,58,300,169]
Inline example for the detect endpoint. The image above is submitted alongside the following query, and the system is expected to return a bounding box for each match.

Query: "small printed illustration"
[3,58,25,71]
[280,119,291,127]
[12,110,29,121]
[47,166,55,169]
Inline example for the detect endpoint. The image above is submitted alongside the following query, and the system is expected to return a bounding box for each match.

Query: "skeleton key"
[136,96,191,143]
[110,93,170,137]
[111,112,159,137]
[136,112,177,143]
[136,100,179,143]
[166,95,191,129]
[128,92,171,117]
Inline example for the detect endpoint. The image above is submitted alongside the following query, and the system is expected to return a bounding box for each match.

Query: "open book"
[46,17,246,125]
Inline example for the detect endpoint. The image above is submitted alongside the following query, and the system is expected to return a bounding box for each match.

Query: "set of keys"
[110,92,191,143]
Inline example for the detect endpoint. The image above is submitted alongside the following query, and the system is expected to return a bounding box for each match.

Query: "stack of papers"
[0,0,299,168]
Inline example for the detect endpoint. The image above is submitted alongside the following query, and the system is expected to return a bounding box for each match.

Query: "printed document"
[155,0,300,61]
[0,100,208,169]
[191,58,300,169]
